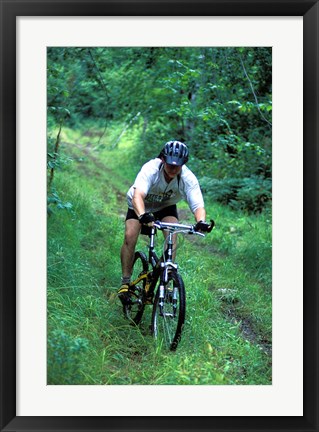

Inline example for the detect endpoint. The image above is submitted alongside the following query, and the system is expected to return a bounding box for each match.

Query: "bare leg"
[120,219,141,280]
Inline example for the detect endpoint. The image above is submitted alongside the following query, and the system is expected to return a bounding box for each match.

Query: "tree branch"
[239,55,272,128]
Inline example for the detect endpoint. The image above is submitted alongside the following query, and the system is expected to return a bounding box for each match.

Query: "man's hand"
[194,220,214,233]
[138,212,155,226]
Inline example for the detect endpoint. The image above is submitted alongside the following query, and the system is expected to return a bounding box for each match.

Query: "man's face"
[163,162,182,180]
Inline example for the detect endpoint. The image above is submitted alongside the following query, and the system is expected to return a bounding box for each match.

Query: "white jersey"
[127,158,204,213]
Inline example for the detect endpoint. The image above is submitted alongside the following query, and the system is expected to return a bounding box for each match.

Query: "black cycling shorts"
[125,204,178,222]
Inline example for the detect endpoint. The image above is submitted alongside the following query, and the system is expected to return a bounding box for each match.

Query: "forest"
[47,47,272,385]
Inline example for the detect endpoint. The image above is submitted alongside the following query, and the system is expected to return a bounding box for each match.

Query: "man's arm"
[132,188,147,218]
[194,207,206,223]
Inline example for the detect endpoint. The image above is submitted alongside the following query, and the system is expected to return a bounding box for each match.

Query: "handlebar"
[153,219,215,236]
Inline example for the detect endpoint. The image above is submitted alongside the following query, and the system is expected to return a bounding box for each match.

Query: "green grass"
[47,121,272,385]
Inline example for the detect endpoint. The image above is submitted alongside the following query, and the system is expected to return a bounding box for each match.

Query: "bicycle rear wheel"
[151,270,186,351]
[123,251,148,325]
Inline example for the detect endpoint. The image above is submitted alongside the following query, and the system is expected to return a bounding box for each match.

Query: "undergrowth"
[47,123,272,385]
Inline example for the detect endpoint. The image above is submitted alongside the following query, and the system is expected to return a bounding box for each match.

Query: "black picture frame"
[1,0,318,431]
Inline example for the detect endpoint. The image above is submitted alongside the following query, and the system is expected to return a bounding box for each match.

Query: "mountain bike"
[123,219,214,351]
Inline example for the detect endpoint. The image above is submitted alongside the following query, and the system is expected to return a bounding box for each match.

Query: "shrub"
[200,176,271,213]
[47,329,89,384]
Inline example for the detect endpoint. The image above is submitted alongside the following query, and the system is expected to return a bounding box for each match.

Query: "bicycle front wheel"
[151,270,186,351]
[123,251,148,325]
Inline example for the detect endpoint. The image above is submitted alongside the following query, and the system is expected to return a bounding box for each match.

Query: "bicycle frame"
[130,221,204,295]
[129,223,178,298]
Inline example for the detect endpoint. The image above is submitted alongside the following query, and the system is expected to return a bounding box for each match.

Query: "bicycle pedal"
[118,292,132,305]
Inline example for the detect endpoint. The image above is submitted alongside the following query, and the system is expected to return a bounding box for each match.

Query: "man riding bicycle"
[118,140,211,304]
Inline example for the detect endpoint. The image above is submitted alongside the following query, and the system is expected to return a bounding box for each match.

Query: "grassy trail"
[47,133,272,385]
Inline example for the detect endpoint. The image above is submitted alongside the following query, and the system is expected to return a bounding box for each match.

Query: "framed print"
[1,0,318,431]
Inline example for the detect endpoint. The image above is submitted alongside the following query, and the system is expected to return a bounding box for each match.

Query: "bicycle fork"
[158,261,178,317]
[158,230,178,317]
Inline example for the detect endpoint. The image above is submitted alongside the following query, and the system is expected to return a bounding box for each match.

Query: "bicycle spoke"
[123,251,148,325]
[151,270,185,351]
[161,309,177,345]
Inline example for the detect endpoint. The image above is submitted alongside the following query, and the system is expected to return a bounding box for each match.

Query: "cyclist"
[118,140,211,304]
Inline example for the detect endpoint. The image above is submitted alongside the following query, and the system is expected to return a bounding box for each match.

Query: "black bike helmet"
[162,140,189,166]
